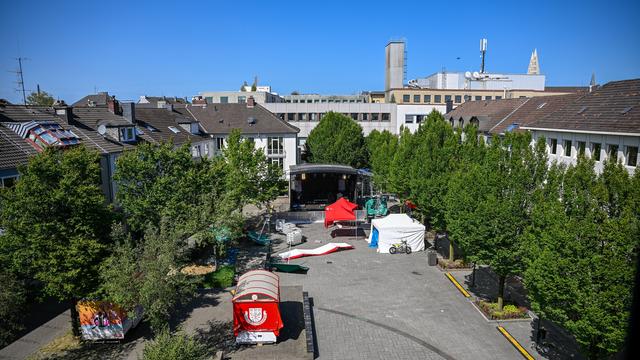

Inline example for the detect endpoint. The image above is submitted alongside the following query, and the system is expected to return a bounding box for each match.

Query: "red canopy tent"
[324,197,358,227]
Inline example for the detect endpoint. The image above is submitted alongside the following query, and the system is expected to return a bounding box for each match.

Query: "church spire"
[527,49,540,75]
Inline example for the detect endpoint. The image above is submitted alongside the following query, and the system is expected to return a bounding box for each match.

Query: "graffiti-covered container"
[232,270,283,344]
[77,300,142,340]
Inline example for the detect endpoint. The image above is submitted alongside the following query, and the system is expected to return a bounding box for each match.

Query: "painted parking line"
[497,326,535,360]
[445,272,471,298]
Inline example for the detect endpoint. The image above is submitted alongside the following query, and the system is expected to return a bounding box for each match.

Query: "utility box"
[427,249,437,266]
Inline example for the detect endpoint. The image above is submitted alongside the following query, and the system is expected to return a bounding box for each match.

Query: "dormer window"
[168,126,181,134]
[120,127,136,142]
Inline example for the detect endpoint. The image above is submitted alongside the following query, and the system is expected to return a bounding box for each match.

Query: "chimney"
[54,105,74,125]
[445,99,454,113]
[247,96,256,108]
[107,95,121,115]
[121,102,136,124]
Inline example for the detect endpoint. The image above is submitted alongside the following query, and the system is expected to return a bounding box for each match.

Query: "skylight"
[145,124,158,132]
[168,126,181,134]
[578,106,588,114]
[506,123,520,132]
[537,102,547,109]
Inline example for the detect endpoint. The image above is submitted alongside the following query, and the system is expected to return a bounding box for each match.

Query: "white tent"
[367,214,425,254]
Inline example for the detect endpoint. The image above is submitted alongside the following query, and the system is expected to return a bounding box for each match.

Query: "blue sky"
[1,0,639,104]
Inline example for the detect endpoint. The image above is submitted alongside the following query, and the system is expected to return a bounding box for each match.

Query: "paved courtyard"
[273,222,528,360]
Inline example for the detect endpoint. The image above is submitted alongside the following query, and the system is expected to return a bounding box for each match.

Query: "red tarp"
[324,197,357,227]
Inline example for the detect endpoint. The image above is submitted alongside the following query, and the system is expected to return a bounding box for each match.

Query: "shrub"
[476,300,528,320]
[142,328,207,360]
[200,265,235,289]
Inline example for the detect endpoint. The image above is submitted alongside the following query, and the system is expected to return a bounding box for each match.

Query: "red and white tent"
[324,197,357,227]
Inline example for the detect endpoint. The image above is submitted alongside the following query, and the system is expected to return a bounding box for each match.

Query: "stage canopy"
[324,197,357,227]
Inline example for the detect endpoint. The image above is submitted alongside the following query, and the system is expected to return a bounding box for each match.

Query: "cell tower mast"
[480,39,487,74]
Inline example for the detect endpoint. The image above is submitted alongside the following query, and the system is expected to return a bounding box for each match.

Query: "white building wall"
[395,104,448,133]
[528,129,639,174]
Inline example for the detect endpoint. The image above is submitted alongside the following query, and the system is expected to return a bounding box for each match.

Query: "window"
[454,95,462,103]
[381,113,390,121]
[495,96,502,100]
[220,96,228,104]
[168,126,180,134]
[271,157,284,171]
[402,95,410,103]
[434,95,442,103]
[293,100,298,103]
[424,95,431,103]
[405,115,414,124]
[578,141,586,156]
[205,97,213,103]
[287,113,295,121]
[627,146,638,167]
[204,143,210,156]
[310,113,318,122]
[215,137,225,151]
[413,95,420,103]
[362,113,368,121]
[445,95,452,103]
[608,144,619,162]
[591,142,601,161]
[319,113,325,120]
[475,96,482,101]
[298,113,307,121]
[416,115,425,123]
[351,113,358,121]
[485,96,492,100]
[564,140,572,157]
[550,138,557,154]
[1,176,18,188]
[120,127,136,141]
[237,96,246,104]
[267,137,284,155]
[277,113,285,121]
[464,95,471,102]
[371,113,379,121]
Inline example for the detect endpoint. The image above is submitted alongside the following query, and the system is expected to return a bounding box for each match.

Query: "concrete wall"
[529,129,639,174]
[385,41,405,92]
[198,91,284,104]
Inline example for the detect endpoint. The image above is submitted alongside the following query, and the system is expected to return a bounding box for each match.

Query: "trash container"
[427,249,437,266]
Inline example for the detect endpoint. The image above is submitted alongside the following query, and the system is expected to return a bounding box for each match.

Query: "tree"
[100,222,195,333]
[240,81,248,91]
[0,146,114,336]
[0,270,26,347]
[114,142,213,233]
[305,112,367,168]
[26,90,54,106]
[365,129,397,192]
[251,76,258,92]
[142,328,207,360]
[388,127,415,199]
[410,110,458,233]
[524,158,639,359]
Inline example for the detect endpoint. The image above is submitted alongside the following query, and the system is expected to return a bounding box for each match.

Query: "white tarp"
[367,214,425,254]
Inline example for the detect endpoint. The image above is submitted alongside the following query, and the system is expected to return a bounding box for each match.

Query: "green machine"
[365,196,389,220]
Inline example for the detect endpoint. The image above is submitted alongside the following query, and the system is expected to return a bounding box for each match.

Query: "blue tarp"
[369,227,379,248]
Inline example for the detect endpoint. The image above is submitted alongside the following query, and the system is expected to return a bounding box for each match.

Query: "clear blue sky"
[1,0,639,104]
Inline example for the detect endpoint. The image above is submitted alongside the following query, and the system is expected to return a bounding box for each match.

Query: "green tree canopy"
[365,129,397,192]
[388,127,416,199]
[0,146,114,335]
[306,112,367,168]
[26,90,54,106]
[524,158,639,359]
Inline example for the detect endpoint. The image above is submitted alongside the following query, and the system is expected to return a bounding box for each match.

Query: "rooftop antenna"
[480,38,487,74]
[11,57,29,105]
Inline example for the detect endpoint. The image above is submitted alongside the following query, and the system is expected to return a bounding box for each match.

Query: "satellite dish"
[472,71,480,79]
[97,124,107,135]
[464,71,472,79]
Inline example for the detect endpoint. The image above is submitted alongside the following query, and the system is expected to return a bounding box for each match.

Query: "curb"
[445,272,471,298]
[497,326,535,360]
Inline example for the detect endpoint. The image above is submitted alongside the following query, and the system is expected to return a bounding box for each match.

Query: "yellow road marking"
[497,326,535,360]
[445,272,471,298]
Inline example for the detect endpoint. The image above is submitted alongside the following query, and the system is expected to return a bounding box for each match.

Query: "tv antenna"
[479,39,487,73]
[10,57,29,105]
